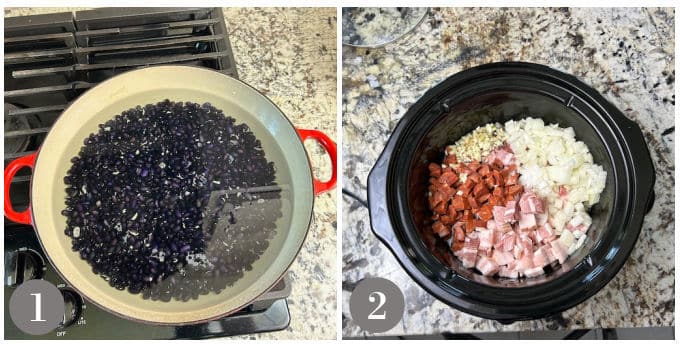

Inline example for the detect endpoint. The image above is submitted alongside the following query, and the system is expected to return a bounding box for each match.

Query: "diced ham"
[478,229,494,251]
[495,148,515,166]
[484,150,497,165]
[532,247,550,268]
[492,230,503,249]
[496,221,512,233]
[505,201,518,221]
[535,212,549,226]
[492,206,507,223]
[501,232,516,251]
[459,236,479,268]
[536,223,554,243]
[516,255,534,274]
[519,191,544,214]
[518,213,537,231]
[550,241,568,264]
[524,266,545,277]
[518,236,533,257]
[540,244,557,263]
[513,244,523,259]
[492,250,515,266]
[493,204,517,225]
[499,265,519,278]
[486,219,496,231]
[475,256,500,276]
[460,252,477,268]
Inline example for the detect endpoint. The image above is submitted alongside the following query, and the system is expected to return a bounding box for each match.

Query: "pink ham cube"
[486,220,497,231]
[478,229,494,251]
[499,261,519,278]
[495,148,515,166]
[492,250,515,266]
[518,236,533,256]
[536,223,554,243]
[540,244,557,263]
[516,254,534,274]
[493,206,507,223]
[498,266,519,278]
[505,201,518,221]
[475,256,500,276]
[513,244,523,259]
[535,212,549,226]
[550,241,568,264]
[519,191,544,214]
[459,236,480,268]
[501,232,516,251]
[484,150,497,165]
[493,230,504,250]
[493,203,518,225]
[460,252,477,268]
[496,221,512,233]
[532,247,550,268]
[518,213,537,231]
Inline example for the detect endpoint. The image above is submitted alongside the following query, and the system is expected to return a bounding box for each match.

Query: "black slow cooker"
[367,62,655,322]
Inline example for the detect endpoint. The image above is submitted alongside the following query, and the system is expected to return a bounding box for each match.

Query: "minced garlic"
[446,123,506,162]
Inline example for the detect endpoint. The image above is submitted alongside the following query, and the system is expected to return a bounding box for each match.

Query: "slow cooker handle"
[619,119,656,214]
[4,152,37,225]
[297,129,338,196]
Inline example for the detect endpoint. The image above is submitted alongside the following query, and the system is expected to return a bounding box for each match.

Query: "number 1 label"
[30,293,46,322]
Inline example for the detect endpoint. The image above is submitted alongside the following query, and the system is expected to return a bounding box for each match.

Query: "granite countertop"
[342,7,674,337]
[223,7,337,340]
[6,7,338,340]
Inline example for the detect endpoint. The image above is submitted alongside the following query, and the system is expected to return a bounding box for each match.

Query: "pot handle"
[297,129,337,196]
[4,153,37,225]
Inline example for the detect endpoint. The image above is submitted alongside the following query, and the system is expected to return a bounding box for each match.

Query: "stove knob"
[5,250,44,287]
[59,289,83,328]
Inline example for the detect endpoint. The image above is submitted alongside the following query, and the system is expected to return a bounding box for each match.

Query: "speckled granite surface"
[6,7,337,340]
[342,7,674,337]
[223,7,337,340]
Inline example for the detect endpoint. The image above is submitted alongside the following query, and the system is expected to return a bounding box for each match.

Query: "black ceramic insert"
[368,62,655,322]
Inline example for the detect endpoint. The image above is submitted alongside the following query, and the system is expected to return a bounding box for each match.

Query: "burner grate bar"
[76,34,225,53]
[4,82,95,97]
[6,105,68,117]
[75,18,221,39]
[5,48,74,61]
[4,32,74,44]
[12,51,229,78]
[5,127,51,138]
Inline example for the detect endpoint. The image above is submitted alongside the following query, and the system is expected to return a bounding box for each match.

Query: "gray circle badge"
[9,279,65,335]
[349,277,405,333]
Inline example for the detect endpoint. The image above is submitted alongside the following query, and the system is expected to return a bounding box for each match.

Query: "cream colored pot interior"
[30,66,313,324]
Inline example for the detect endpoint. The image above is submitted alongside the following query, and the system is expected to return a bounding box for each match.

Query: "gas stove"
[4,8,291,339]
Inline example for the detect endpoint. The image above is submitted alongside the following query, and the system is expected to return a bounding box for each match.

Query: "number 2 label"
[367,291,387,320]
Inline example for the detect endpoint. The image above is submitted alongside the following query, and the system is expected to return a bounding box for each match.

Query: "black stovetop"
[4,7,290,339]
